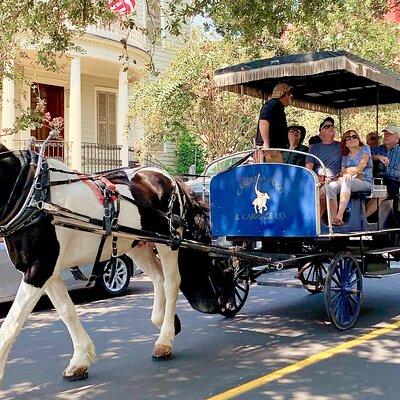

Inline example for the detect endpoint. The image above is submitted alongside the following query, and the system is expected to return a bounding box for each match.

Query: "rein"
[46,166,187,228]
[0,144,187,251]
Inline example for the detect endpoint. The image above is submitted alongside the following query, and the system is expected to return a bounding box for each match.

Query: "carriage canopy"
[214,50,400,114]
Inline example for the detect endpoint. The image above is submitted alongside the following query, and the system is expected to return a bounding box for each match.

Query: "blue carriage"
[203,51,400,330]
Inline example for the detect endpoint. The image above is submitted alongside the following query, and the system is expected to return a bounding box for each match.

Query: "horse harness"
[0,150,187,285]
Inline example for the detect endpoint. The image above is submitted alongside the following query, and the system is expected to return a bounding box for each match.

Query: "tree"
[169,0,390,44]
[0,1,116,79]
[128,35,261,161]
[2,0,391,80]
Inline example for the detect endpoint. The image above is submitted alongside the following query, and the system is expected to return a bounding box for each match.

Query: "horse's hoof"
[152,345,172,361]
[62,367,89,382]
[174,314,181,336]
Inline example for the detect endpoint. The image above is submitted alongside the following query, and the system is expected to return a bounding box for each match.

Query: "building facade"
[1,1,183,172]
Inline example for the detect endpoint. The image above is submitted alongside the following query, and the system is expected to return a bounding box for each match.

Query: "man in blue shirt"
[306,117,342,218]
[366,125,400,218]
[371,125,400,195]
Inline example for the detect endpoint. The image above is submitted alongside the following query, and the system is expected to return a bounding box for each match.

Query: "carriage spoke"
[349,277,361,287]
[234,288,243,303]
[349,294,360,306]
[347,295,356,314]
[334,270,342,284]
[236,282,247,293]
[331,275,341,287]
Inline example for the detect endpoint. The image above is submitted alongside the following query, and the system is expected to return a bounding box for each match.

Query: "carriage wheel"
[220,271,250,318]
[324,252,363,330]
[297,261,327,294]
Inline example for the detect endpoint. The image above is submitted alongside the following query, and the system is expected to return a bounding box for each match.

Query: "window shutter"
[97,91,117,145]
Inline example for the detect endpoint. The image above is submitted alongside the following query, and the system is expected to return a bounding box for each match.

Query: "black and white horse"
[0,143,218,382]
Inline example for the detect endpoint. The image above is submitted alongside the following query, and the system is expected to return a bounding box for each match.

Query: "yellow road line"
[207,320,400,400]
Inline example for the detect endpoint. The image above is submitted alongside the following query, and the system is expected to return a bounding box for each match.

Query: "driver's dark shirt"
[255,98,289,149]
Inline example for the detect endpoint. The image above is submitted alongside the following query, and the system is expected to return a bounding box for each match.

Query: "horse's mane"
[175,178,211,244]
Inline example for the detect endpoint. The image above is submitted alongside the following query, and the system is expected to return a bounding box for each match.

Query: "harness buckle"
[112,237,118,257]
[103,207,111,218]
[34,182,42,190]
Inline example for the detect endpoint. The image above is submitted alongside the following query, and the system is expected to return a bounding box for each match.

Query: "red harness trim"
[79,174,119,205]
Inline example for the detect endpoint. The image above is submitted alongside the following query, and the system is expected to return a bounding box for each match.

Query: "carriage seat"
[331,185,387,232]
[345,184,388,231]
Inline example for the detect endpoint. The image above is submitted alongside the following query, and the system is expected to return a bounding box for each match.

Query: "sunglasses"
[322,124,334,130]
[345,134,359,141]
[288,129,301,134]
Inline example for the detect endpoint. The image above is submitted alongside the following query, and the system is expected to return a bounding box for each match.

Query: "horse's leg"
[45,277,96,381]
[0,280,45,382]
[128,243,166,330]
[152,244,181,359]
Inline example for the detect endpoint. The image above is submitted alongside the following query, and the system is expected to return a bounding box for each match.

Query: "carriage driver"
[305,117,342,218]
[254,83,292,162]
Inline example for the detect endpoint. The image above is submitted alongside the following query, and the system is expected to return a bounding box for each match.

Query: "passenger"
[328,130,373,225]
[305,117,342,217]
[282,125,308,166]
[308,135,322,145]
[366,131,380,148]
[366,125,400,217]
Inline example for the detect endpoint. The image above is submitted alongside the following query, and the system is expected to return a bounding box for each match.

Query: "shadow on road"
[0,276,153,319]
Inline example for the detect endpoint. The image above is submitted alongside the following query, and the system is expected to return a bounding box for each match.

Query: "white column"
[19,84,31,142]
[1,75,16,149]
[69,57,82,170]
[117,67,129,166]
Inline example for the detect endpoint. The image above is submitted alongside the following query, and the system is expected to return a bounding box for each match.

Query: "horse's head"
[176,180,211,244]
[0,144,21,216]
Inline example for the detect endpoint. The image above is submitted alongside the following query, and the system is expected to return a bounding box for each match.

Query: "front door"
[31,83,64,158]
[31,83,64,140]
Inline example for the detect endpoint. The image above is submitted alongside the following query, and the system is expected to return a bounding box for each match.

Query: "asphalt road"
[0,271,399,400]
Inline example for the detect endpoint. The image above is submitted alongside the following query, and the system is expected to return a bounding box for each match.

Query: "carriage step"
[365,247,400,255]
[256,279,309,290]
[364,267,400,278]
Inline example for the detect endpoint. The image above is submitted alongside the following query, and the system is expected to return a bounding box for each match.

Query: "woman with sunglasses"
[328,130,373,225]
[282,125,308,166]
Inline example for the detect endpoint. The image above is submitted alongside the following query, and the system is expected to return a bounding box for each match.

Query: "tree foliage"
[169,0,390,44]
[0,1,117,79]
[174,129,206,174]
[128,35,260,161]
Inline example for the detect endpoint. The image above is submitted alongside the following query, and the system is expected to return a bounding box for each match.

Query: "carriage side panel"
[210,164,319,238]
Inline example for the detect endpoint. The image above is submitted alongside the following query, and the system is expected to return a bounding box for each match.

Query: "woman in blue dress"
[328,130,373,225]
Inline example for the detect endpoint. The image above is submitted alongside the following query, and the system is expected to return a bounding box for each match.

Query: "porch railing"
[14,140,165,173]
[13,139,72,166]
[81,142,123,174]
[143,153,165,169]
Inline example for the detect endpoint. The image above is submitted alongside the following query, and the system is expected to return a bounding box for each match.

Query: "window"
[97,91,116,145]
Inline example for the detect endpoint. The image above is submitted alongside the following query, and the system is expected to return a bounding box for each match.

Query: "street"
[0,271,399,400]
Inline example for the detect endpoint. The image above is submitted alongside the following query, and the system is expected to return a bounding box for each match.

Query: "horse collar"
[0,150,50,237]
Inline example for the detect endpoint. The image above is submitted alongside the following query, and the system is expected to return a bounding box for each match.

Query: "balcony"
[85,22,147,50]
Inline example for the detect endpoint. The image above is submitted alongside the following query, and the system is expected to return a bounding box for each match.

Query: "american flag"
[108,0,136,15]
